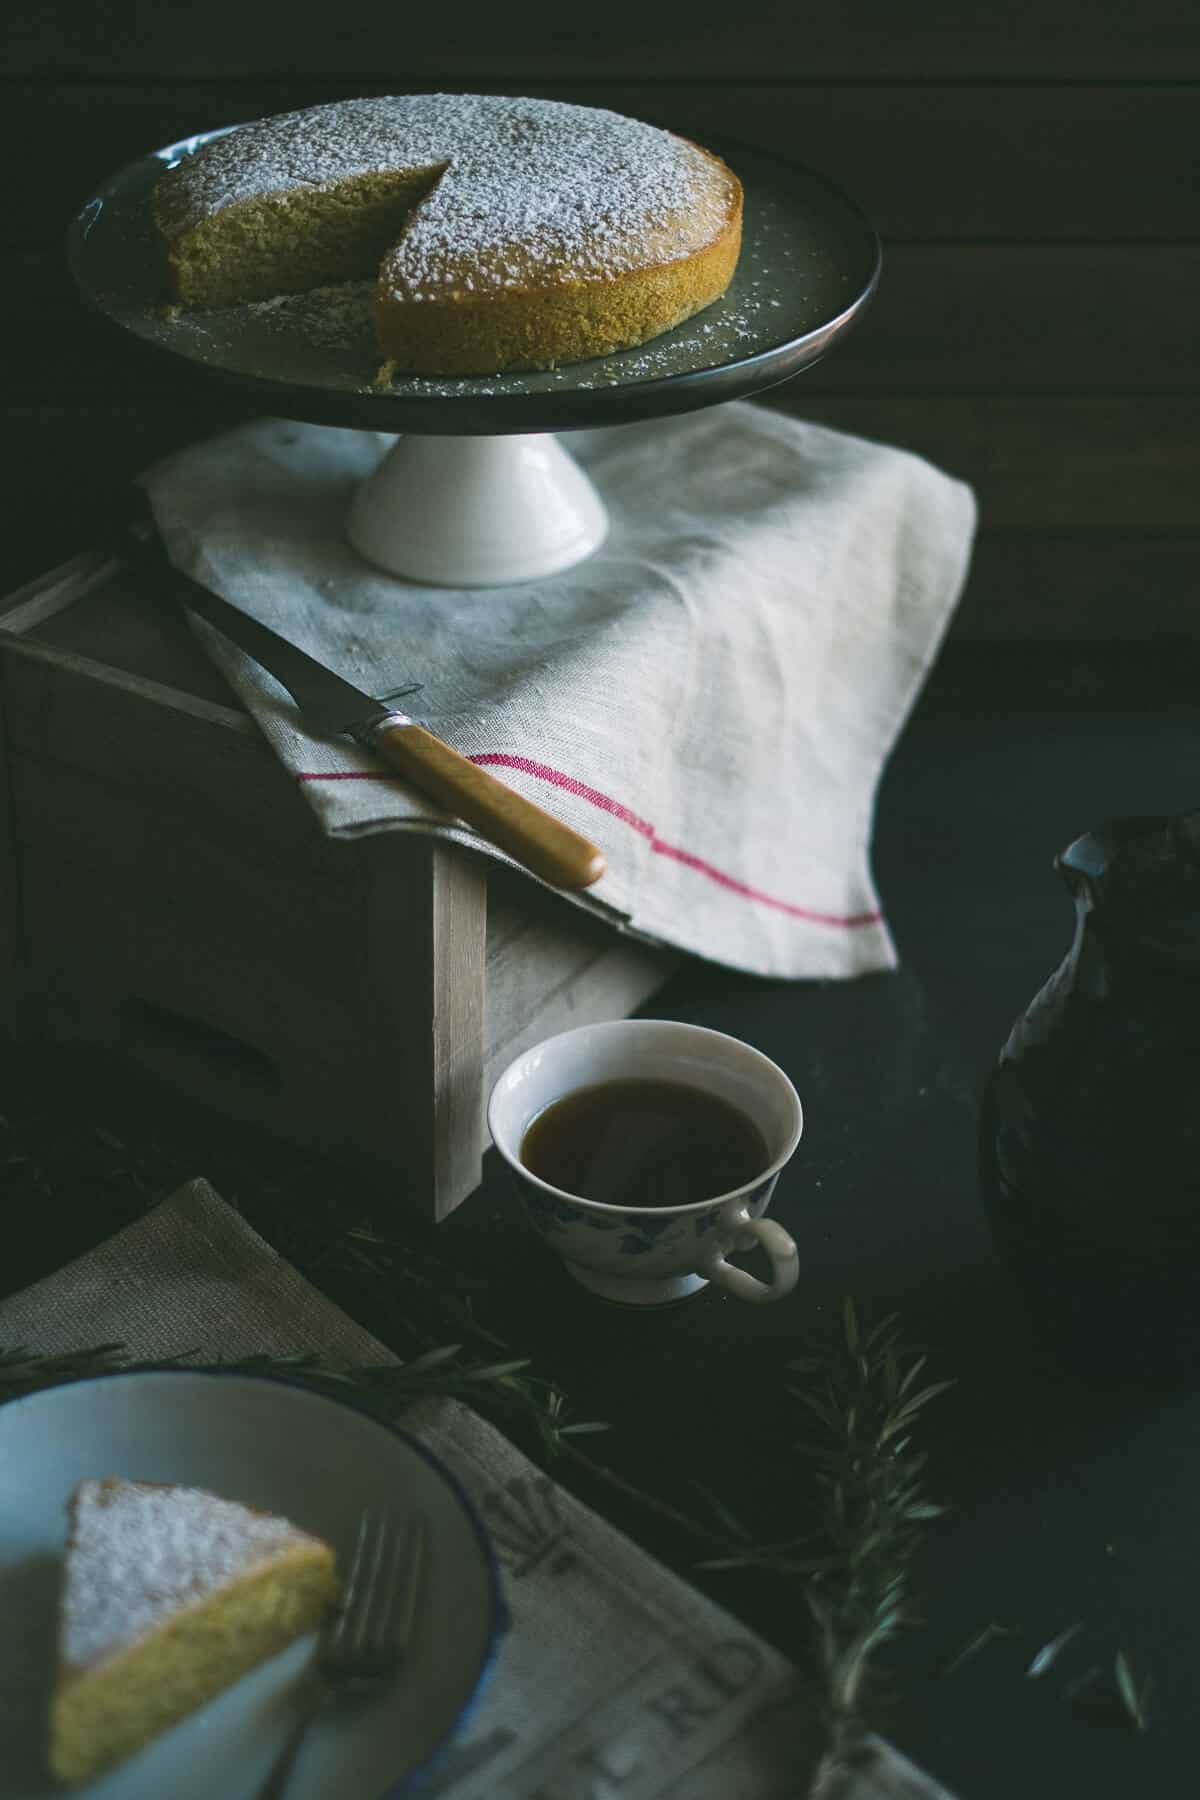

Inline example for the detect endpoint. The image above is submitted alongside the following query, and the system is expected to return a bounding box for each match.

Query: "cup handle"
[699,1199,799,1304]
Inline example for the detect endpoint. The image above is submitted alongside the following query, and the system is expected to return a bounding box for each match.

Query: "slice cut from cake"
[49,1477,338,1787]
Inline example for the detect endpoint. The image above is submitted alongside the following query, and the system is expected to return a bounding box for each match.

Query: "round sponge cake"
[152,94,743,375]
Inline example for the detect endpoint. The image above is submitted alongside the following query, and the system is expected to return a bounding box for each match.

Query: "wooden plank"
[9,751,354,918]
[2,632,249,736]
[8,1,1200,80]
[765,392,1200,531]
[13,243,1200,401]
[481,933,677,1124]
[483,864,676,1150]
[807,247,1200,394]
[951,535,1200,640]
[356,835,489,1219]
[31,563,256,712]
[0,639,340,859]
[19,847,368,1068]
[9,81,1198,250]
[610,82,1200,246]
[13,854,388,1162]
[485,864,676,1063]
[0,551,117,633]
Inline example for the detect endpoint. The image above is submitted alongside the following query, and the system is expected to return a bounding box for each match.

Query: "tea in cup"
[487,1019,803,1305]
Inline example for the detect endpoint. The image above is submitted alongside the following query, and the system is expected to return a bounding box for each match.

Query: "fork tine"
[369,1514,426,1655]
[391,1516,428,1647]
[349,1511,390,1657]
[329,1511,373,1655]
[328,1510,428,1668]
[368,1514,406,1651]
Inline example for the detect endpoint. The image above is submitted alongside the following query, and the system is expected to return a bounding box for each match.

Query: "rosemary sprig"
[0,1340,602,1462]
[939,1620,1019,1678]
[0,1343,132,1391]
[704,1297,953,1728]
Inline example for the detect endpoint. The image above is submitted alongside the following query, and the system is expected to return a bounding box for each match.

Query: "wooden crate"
[0,551,675,1218]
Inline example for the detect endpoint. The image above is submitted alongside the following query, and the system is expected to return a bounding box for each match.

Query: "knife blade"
[121,518,607,891]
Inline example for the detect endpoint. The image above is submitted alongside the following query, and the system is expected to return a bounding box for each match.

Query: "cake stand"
[67,131,880,589]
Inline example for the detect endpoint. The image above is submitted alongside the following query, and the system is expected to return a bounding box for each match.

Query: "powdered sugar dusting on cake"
[155,94,734,295]
[61,1479,319,1668]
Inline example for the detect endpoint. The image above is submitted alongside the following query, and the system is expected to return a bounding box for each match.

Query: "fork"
[257,1510,428,1799]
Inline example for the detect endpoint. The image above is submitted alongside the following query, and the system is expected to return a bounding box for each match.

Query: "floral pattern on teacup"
[518,1176,774,1259]
[520,1185,685,1256]
[520,1187,619,1235]
[615,1213,684,1256]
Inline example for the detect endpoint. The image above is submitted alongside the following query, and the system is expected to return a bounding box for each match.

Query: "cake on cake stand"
[68,134,880,589]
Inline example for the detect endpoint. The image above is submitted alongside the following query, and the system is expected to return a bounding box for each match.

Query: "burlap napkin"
[142,404,976,981]
[0,1180,955,1799]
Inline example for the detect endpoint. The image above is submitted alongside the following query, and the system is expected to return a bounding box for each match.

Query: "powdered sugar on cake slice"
[61,1478,321,1669]
[155,94,732,297]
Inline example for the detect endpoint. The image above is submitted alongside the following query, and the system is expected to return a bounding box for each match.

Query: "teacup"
[487,1019,803,1305]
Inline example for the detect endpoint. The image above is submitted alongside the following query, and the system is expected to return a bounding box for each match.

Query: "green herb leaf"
[1114,1650,1153,1732]
[939,1621,1019,1678]
[1027,1621,1084,1679]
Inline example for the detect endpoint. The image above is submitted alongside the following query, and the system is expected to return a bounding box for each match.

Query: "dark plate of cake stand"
[67,128,880,587]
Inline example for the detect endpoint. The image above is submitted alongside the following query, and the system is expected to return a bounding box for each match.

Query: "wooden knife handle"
[370,721,607,890]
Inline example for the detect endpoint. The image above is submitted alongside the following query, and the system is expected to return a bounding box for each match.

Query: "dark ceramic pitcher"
[979,811,1200,1377]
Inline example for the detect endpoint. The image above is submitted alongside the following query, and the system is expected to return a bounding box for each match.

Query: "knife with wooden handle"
[121,519,607,891]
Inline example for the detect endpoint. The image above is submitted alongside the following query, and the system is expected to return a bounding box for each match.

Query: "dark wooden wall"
[4,2,1197,636]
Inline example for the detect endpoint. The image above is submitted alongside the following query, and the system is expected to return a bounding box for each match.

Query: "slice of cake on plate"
[49,1477,337,1786]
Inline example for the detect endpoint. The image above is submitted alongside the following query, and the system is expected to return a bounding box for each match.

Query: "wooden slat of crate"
[359,832,489,1212]
[484,866,673,1084]
[18,845,342,1116]
[19,846,364,1064]
[16,829,491,1206]
[1,625,339,868]
[32,558,248,710]
[17,839,489,1194]
[10,754,354,922]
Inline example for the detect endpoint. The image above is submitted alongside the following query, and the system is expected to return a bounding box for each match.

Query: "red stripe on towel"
[297,755,883,929]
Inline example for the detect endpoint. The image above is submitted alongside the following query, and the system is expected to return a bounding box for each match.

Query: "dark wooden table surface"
[4,633,1197,1798]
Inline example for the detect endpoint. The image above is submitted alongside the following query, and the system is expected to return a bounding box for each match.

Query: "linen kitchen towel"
[0,1179,956,1799]
[142,403,976,980]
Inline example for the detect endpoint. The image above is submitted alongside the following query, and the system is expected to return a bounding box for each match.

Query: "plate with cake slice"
[0,1370,505,1799]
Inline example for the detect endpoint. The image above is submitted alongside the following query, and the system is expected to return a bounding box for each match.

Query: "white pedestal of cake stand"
[345,432,609,588]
